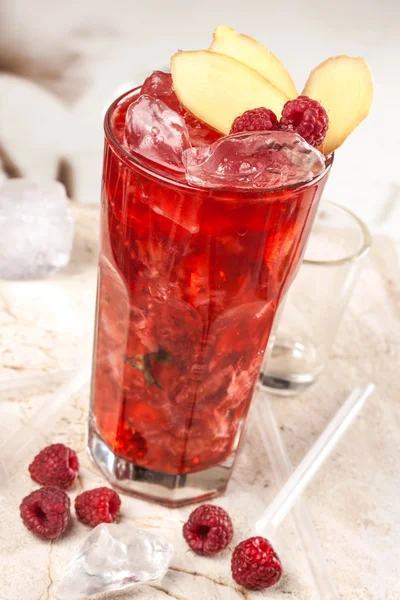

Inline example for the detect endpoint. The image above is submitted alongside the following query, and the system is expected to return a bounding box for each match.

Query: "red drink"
[89,89,331,506]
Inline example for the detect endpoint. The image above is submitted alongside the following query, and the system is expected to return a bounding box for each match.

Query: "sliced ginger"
[302,55,374,155]
[210,26,298,99]
[171,50,288,135]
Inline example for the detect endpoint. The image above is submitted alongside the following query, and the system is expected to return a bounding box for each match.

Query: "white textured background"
[0,0,399,234]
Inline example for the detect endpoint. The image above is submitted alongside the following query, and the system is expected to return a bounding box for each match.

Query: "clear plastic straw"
[0,364,91,486]
[251,392,340,600]
[255,383,374,537]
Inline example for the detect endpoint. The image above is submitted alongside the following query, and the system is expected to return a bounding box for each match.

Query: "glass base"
[259,338,320,396]
[87,425,234,507]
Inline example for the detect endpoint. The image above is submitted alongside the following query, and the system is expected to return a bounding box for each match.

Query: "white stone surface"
[0,204,399,599]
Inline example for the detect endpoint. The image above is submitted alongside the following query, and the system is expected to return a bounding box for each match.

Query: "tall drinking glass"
[89,89,332,506]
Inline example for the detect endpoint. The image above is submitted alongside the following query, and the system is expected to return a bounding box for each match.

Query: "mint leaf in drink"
[153,348,171,364]
[143,354,163,390]
[123,354,145,371]
[124,350,167,389]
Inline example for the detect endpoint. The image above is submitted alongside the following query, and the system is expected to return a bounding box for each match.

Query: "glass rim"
[304,200,372,267]
[104,86,334,196]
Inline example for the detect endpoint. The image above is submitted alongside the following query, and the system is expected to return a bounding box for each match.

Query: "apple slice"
[171,50,288,135]
[210,26,298,99]
[302,55,374,155]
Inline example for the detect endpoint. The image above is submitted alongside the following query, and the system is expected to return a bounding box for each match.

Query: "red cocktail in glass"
[89,88,331,506]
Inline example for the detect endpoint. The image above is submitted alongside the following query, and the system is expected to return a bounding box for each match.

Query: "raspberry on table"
[231,536,282,590]
[279,96,328,147]
[230,107,279,134]
[29,443,79,489]
[182,504,233,556]
[20,486,71,541]
[75,487,121,527]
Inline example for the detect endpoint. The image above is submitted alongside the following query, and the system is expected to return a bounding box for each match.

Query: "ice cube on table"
[57,524,174,600]
[182,131,326,190]
[0,179,73,280]
[125,94,191,169]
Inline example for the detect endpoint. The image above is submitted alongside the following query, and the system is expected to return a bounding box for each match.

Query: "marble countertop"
[0,204,399,600]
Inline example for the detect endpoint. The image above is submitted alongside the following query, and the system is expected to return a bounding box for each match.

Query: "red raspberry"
[29,443,79,489]
[183,504,233,556]
[279,96,328,147]
[75,487,121,527]
[230,107,279,134]
[20,486,71,541]
[231,537,282,590]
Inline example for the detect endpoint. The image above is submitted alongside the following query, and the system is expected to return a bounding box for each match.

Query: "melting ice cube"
[57,524,174,600]
[0,179,73,280]
[182,131,326,190]
[125,94,191,169]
